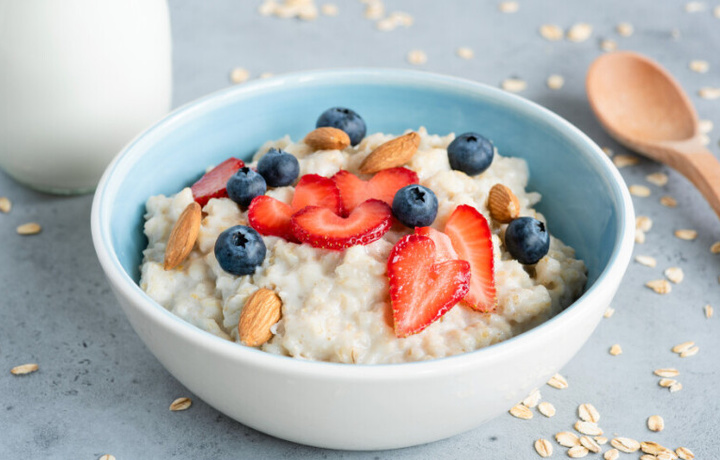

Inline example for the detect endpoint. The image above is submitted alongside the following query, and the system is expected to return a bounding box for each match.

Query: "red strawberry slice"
[388,234,471,338]
[190,157,245,207]
[444,205,497,313]
[248,196,296,241]
[333,167,419,215]
[291,174,342,215]
[415,226,459,262]
[291,199,392,250]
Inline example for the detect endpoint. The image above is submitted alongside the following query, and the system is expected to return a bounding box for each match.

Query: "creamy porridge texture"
[140,126,586,364]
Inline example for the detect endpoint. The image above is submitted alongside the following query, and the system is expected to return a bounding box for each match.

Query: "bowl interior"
[101,70,622,300]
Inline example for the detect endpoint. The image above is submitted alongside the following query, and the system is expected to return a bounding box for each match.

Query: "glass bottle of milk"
[0,0,172,194]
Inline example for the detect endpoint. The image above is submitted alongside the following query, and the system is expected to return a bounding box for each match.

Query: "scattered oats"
[674,229,697,240]
[547,373,568,389]
[406,50,427,65]
[699,87,720,99]
[363,1,384,20]
[646,172,668,186]
[704,304,713,318]
[98,456,116,460]
[509,403,533,419]
[169,397,192,411]
[601,146,614,156]
[711,241,720,253]
[0,196,11,213]
[388,11,413,27]
[600,39,618,52]
[680,345,699,358]
[534,438,553,457]
[604,449,620,460]
[635,255,657,267]
[17,222,41,235]
[320,3,338,16]
[259,72,274,79]
[689,59,709,73]
[646,279,671,294]
[537,401,556,418]
[660,195,678,207]
[229,67,250,84]
[609,344,622,356]
[616,22,634,36]
[635,229,646,244]
[595,436,608,445]
[522,389,542,408]
[580,436,601,453]
[575,420,603,436]
[603,307,615,318]
[456,47,474,60]
[700,133,711,146]
[641,442,675,457]
[640,456,656,460]
[556,431,581,447]
[611,437,640,453]
[502,78,527,93]
[647,415,665,432]
[669,382,683,392]
[629,185,651,197]
[547,74,564,90]
[567,23,593,42]
[685,1,705,12]
[10,363,39,375]
[578,404,600,423]
[654,368,679,378]
[568,445,590,458]
[636,215,653,232]
[498,1,519,13]
[699,119,714,134]
[613,154,640,168]
[676,447,695,460]
[657,452,678,460]
[539,24,564,41]
[376,17,396,31]
[658,378,677,388]
[664,267,684,284]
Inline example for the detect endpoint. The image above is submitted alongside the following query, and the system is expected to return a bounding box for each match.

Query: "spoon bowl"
[587,51,720,218]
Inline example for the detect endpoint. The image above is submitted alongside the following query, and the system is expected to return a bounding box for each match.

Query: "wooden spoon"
[586,51,720,218]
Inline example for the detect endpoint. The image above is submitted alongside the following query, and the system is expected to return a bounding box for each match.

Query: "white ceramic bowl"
[91,69,634,450]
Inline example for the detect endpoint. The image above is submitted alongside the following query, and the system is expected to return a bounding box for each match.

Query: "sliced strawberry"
[291,174,342,215]
[248,196,296,241]
[444,205,497,313]
[291,199,392,250]
[388,234,471,338]
[415,227,459,262]
[332,167,419,215]
[190,157,245,207]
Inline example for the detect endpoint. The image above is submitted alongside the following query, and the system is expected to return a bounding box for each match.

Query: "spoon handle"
[667,144,720,218]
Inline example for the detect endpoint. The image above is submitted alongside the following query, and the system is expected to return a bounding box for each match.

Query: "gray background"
[1,1,719,458]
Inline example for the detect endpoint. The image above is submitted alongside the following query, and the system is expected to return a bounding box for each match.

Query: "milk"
[0,0,172,194]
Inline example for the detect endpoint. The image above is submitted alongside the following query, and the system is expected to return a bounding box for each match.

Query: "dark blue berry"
[214,225,266,276]
[316,107,366,146]
[227,167,267,207]
[257,148,300,187]
[447,132,494,176]
[504,217,550,265]
[392,184,438,228]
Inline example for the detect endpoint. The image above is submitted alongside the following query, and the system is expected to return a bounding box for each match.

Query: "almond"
[488,184,520,223]
[304,127,351,151]
[164,202,201,270]
[238,288,282,346]
[359,131,420,174]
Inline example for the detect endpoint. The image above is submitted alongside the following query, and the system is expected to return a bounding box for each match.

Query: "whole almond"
[304,127,351,151]
[164,202,201,270]
[359,131,420,174]
[239,288,282,347]
[488,184,520,223]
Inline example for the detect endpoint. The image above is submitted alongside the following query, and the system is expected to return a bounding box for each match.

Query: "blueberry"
[316,107,366,146]
[504,217,550,265]
[227,167,267,207]
[256,148,300,187]
[392,184,438,228]
[447,132,494,176]
[214,225,266,276]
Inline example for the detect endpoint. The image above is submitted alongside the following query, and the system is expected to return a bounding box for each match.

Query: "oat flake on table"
[664,267,684,284]
[534,438,552,457]
[456,47,474,60]
[600,39,618,52]
[609,344,622,356]
[646,172,668,186]
[539,24,563,41]
[704,304,713,318]
[635,255,657,267]
[699,87,720,99]
[0,196,11,213]
[685,1,705,12]
[498,1,519,13]
[660,195,678,207]
[546,74,564,90]
[567,23,593,42]
[537,401,555,417]
[547,373,568,389]
[11,363,39,375]
[320,3,338,16]
[616,22,633,36]
[699,119,713,134]
[674,229,697,240]
[646,279,671,294]
[689,60,709,73]
[556,431,580,447]
[613,154,639,167]
[647,414,664,431]
[501,78,527,92]
[406,49,427,65]
[17,222,41,235]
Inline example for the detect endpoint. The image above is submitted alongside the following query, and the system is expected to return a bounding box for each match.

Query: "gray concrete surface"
[1,1,718,458]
